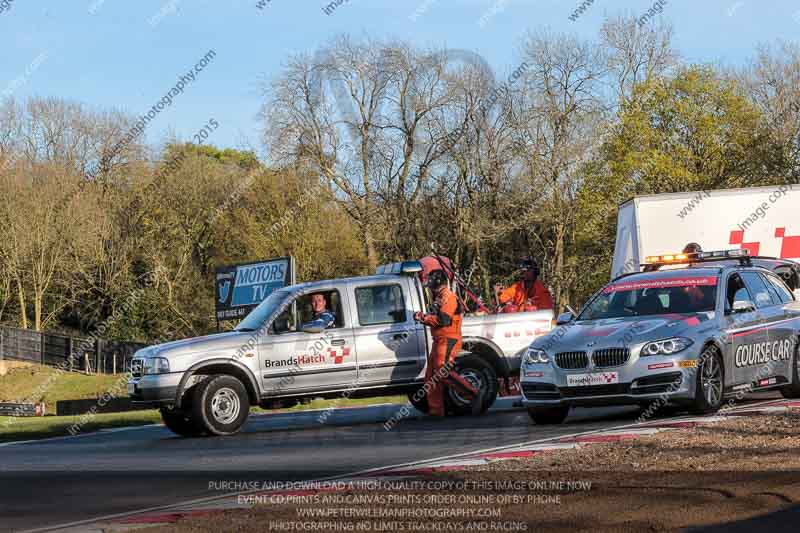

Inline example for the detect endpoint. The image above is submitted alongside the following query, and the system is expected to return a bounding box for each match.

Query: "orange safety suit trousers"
[425,337,461,417]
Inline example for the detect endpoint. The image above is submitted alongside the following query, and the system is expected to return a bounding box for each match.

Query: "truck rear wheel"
[445,355,498,416]
[160,406,204,438]
[781,344,800,399]
[191,375,250,436]
[407,387,430,414]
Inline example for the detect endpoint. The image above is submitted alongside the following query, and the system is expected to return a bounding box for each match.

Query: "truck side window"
[271,290,344,333]
[740,272,776,308]
[355,285,407,326]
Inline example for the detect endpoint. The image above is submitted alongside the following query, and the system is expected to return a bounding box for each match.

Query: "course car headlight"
[143,357,170,375]
[524,347,550,365]
[640,337,693,357]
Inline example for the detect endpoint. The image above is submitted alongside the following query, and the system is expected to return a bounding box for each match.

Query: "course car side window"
[726,274,752,313]
[740,272,777,308]
[763,273,795,303]
[355,284,407,326]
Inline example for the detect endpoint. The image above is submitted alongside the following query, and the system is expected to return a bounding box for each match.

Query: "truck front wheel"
[160,406,204,438]
[445,355,498,416]
[191,375,250,436]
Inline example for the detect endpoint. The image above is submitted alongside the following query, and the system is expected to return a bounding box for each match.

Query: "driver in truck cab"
[495,257,553,312]
[300,293,337,331]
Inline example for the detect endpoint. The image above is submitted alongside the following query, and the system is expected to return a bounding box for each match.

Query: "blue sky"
[1,0,798,154]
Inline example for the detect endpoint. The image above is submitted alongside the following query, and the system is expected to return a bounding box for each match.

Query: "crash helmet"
[519,256,540,280]
[683,242,702,255]
[425,269,449,290]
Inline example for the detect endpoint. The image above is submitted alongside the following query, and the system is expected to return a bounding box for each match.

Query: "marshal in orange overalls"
[418,285,464,417]
[497,278,554,310]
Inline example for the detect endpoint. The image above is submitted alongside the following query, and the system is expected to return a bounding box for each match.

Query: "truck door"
[259,287,357,396]
[349,278,425,385]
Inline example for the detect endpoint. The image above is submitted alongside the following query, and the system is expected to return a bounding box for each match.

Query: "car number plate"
[566,372,619,387]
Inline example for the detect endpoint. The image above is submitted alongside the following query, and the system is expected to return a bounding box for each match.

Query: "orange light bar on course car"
[644,253,689,264]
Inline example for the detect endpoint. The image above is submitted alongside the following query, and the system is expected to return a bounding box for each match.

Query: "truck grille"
[130,359,144,378]
[554,351,588,370]
[592,348,630,368]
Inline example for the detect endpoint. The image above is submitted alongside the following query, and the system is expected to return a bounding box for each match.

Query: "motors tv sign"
[215,257,295,321]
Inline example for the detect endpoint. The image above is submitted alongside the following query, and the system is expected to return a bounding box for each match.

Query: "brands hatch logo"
[327,346,351,364]
[264,345,352,368]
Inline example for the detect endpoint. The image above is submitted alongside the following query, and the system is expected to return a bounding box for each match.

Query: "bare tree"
[600,15,678,106]
[510,30,609,310]
[0,164,94,330]
[736,41,800,180]
[261,36,470,270]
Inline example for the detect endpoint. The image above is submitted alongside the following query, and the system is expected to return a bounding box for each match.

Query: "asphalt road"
[0,395,780,533]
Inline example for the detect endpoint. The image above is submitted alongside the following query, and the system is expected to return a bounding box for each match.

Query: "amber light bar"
[643,248,750,265]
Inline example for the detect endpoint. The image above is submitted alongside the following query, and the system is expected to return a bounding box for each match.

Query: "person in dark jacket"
[301,293,336,330]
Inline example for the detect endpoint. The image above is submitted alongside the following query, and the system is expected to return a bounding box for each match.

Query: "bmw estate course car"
[521,249,800,425]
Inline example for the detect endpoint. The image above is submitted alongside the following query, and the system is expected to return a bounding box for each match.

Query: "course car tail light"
[640,337,693,357]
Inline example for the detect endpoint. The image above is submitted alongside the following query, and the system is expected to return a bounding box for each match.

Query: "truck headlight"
[143,357,170,375]
[640,337,693,357]
[524,347,550,365]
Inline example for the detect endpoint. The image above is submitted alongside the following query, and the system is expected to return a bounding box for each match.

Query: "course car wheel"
[527,405,570,425]
[445,355,498,416]
[191,375,250,436]
[689,347,724,415]
[780,342,800,399]
[160,406,205,438]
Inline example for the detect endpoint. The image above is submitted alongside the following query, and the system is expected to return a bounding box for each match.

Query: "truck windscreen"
[235,289,292,332]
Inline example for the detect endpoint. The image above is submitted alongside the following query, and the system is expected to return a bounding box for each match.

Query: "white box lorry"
[612,184,800,280]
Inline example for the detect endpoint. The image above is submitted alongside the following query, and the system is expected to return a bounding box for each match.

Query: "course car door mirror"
[556,312,574,325]
[732,300,756,314]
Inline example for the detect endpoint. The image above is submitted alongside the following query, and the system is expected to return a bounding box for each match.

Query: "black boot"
[470,388,484,416]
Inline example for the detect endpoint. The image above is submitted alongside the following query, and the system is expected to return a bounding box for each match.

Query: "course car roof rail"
[642,248,753,271]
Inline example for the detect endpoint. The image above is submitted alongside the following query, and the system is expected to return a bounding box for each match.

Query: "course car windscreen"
[580,275,718,320]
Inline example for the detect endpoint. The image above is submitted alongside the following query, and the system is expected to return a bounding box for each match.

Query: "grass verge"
[0,410,162,443]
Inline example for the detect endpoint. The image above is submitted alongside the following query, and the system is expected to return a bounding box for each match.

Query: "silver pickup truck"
[128,260,553,437]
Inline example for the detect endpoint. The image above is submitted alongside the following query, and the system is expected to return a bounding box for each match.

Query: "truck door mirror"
[556,312,574,325]
[272,317,290,334]
[301,324,324,334]
[732,300,756,314]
